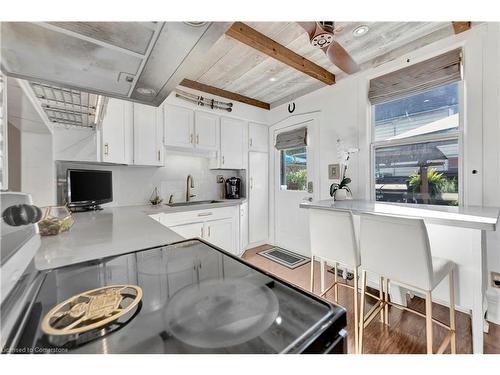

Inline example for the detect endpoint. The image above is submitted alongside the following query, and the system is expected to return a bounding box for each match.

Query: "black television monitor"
[67,169,112,211]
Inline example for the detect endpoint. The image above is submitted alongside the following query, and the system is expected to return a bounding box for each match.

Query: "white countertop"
[35,199,245,270]
[300,199,500,231]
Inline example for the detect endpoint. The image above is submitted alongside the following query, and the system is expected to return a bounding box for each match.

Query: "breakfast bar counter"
[300,199,500,354]
[300,199,499,231]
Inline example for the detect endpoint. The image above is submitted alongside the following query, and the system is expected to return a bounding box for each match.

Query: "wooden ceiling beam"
[179,79,270,110]
[226,22,335,85]
[452,22,471,34]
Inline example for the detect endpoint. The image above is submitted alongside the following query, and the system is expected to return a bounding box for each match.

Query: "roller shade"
[275,127,307,150]
[369,48,462,105]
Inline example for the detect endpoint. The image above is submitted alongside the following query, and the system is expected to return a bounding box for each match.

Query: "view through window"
[373,82,460,206]
[280,146,307,191]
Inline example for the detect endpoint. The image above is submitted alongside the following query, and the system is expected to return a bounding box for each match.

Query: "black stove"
[2,239,346,354]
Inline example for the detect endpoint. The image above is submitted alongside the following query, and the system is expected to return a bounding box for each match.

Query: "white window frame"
[369,80,465,205]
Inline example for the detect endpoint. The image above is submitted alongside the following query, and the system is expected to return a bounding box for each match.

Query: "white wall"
[21,131,56,206]
[268,23,500,322]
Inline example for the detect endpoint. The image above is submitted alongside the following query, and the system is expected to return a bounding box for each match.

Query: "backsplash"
[56,154,245,207]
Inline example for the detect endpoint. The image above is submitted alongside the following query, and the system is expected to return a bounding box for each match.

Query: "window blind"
[275,127,308,150]
[368,48,462,105]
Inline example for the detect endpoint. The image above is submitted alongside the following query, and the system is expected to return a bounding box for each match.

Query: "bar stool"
[309,209,368,353]
[358,213,456,354]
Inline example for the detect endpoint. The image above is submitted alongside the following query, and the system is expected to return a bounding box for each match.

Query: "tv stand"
[68,204,104,213]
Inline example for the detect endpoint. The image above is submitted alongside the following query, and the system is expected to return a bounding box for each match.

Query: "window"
[372,82,460,206]
[280,146,307,191]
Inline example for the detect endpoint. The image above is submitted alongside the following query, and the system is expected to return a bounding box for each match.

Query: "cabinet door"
[220,117,246,169]
[249,152,269,244]
[239,201,249,253]
[248,122,268,152]
[169,221,204,240]
[194,111,219,151]
[164,105,195,149]
[133,103,163,166]
[101,98,126,164]
[205,218,233,253]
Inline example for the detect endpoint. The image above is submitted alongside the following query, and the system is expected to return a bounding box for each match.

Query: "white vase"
[334,189,348,201]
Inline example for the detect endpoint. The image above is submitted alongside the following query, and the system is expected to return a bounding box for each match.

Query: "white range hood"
[0,22,229,107]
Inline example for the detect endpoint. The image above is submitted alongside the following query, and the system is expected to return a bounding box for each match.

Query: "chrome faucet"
[186,175,196,202]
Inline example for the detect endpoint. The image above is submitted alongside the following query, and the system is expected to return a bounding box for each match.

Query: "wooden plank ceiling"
[181,22,459,109]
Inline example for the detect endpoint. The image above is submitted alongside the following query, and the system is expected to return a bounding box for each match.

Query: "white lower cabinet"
[204,218,233,250]
[239,201,249,251]
[151,206,240,255]
[169,221,204,240]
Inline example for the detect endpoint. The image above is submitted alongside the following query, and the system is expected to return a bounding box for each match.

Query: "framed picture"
[328,163,341,180]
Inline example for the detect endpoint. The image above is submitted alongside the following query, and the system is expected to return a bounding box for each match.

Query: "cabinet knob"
[222,155,225,165]
[208,226,211,237]
[104,143,109,156]
[196,134,199,144]
[157,150,161,161]
[190,134,194,144]
[249,138,253,147]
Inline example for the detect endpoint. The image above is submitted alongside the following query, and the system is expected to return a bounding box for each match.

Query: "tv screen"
[67,169,113,206]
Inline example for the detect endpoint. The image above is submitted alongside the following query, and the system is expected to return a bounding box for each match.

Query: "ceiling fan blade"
[297,22,317,39]
[323,42,360,74]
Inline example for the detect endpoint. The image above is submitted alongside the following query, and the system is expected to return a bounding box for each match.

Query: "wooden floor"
[242,245,500,354]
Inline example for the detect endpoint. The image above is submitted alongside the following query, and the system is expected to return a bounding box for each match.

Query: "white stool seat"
[358,213,457,354]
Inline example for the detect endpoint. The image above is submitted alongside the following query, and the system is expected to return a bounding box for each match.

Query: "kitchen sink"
[166,200,223,207]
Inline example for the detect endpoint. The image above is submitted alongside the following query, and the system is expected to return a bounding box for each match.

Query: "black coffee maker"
[225,177,241,199]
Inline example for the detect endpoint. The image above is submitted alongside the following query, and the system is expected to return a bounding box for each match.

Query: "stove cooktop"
[4,240,346,354]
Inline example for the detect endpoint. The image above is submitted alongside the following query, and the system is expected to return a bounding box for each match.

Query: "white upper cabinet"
[164,105,219,153]
[194,111,219,151]
[218,116,246,169]
[248,122,268,152]
[164,104,195,149]
[101,98,133,164]
[133,103,163,166]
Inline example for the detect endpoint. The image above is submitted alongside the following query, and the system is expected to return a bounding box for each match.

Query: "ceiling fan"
[298,22,360,75]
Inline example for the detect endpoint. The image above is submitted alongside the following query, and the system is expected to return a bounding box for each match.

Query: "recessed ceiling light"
[135,87,157,96]
[353,25,369,37]
[269,77,278,82]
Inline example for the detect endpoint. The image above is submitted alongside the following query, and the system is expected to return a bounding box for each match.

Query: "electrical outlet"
[216,175,225,184]
[492,272,500,289]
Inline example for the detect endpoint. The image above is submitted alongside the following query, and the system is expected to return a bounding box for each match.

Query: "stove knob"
[2,204,43,226]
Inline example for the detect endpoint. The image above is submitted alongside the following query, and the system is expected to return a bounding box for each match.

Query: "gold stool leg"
[358,270,367,354]
[310,255,314,293]
[425,291,433,354]
[379,276,384,323]
[384,278,389,325]
[449,269,456,354]
[334,262,338,302]
[353,268,359,354]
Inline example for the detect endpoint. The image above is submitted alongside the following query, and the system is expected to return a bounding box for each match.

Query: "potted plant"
[330,177,352,200]
[149,187,163,206]
[329,138,358,200]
